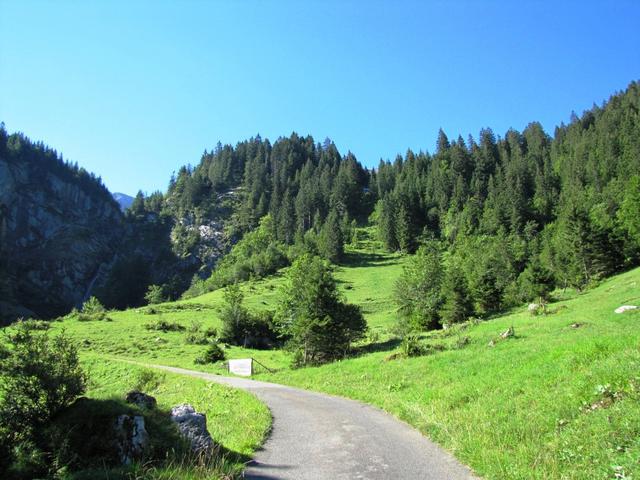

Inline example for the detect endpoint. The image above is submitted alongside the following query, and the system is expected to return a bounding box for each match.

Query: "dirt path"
[143,363,477,480]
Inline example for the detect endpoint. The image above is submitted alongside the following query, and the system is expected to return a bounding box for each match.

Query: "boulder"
[614,305,638,314]
[114,414,149,465]
[125,390,157,410]
[170,404,215,455]
[500,326,515,339]
[528,303,540,312]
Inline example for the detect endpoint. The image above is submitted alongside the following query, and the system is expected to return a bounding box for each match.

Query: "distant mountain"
[113,192,134,211]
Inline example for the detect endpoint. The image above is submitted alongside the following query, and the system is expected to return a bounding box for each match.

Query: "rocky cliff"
[0,132,124,322]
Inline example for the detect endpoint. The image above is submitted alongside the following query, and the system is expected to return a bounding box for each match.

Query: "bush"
[195,343,226,364]
[219,284,278,348]
[144,318,185,332]
[16,318,50,331]
[184,320,218,345]
[0,322,86,463]
[401,334,425,357]
[132,369,165,392]
[68,298,112,321]
[82,296,105,314]
[144,284,166,305]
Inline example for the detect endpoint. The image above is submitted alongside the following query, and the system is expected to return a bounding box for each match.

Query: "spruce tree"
[394,242,444,331]
[318,208,344,263]
[440,265,474,325]
[275,254,366,366]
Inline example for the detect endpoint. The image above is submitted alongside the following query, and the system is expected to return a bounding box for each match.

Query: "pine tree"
[440,265,474,325]
[275,254,366,366]
[378,197,398,251]
[618,175,640,248]
[318,208,344,263]
[394,242,444,331]
[519,256,555,302]
[395,202,413,253]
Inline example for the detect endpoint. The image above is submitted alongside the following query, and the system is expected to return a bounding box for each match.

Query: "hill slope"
[48,240,640,479]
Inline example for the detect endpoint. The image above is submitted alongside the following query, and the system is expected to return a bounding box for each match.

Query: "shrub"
[401,334,425,357]
[0,322,87,442]
[185,321,218,345]
[68,298,112,321]
[144,284,166,305]
[132,369,165,392]
[195,343,226,364]
[82,296,105,314]
[16,318,50,331]
[144,318,185,332]
[219,284,278,348]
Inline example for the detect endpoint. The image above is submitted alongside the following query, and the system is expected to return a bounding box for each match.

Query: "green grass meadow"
[38,235,640,479]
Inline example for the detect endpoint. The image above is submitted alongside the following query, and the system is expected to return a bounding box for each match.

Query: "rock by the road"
[114,414,149,465]
[170,404,216,455]
[125,390,157,409]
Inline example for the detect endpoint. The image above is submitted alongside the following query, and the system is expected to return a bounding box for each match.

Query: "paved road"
[146,364,478,480]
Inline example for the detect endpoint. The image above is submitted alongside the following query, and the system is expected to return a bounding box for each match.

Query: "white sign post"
[228,358,253,377]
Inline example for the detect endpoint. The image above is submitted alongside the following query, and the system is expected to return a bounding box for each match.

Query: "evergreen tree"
[440,265,474,325]
[618,175,640,248]
[394,242,444,330]
[275,254,366,366]
[378,197,398,251]
[219,283,252,346]
[395,202,414,253]
[318,208,344,263]
[519,256,555,302]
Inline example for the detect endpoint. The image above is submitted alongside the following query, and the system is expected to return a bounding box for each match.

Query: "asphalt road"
[147,364,478,480]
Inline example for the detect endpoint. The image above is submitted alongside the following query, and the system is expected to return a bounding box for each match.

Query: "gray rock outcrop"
[170,404,215,455]
[114,414,149,465]
[125,390,157,410]
[0,154,124,321]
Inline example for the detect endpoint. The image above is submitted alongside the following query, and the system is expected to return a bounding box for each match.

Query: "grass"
[83,355,271,460]
[33,228,640,478]
[260,268,640,479]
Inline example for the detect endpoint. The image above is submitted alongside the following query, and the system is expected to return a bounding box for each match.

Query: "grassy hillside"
[262,267,640,479]
[46,236,640,479]
[52,233,406,372]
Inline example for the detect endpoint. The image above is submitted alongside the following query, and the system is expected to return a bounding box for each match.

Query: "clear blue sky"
[1,1,639,195]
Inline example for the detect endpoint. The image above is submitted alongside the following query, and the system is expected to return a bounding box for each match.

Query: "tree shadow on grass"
[339,251,399,268]
[353,337,402,355]
[42,397,254,480]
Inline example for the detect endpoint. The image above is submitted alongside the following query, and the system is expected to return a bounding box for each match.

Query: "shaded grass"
[83,355,271,459]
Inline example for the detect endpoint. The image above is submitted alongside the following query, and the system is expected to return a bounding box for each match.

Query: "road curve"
[145,364,477,480]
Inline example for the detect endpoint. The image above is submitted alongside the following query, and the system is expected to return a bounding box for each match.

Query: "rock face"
[0,154,124,321]
[125,391,157,410]
[114,414,149,465]
[170,404,215,455]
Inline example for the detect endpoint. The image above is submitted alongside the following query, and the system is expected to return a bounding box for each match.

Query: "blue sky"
[1,1,639,195]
